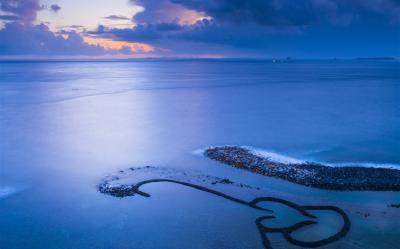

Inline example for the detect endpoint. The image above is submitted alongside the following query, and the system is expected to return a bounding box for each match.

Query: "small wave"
[0,186,19,200]
[191,147,210,156]
[242,146,306,164]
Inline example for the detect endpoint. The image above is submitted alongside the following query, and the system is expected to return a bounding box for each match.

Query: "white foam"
[191,148,208,156]
[242,146,305,165]
[0,186,19,200]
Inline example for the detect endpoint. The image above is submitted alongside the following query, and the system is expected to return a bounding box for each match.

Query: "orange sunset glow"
[83,36,155,53]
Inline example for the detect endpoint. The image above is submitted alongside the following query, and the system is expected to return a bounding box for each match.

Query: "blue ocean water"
[0,60,399,248]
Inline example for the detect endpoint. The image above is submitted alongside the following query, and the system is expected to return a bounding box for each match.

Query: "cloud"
[1,0,399,57]
[170,0,334,26]
[92,18,295,50]
[59,24,85,30]
[0,14,19,21]
[0,22,105,55]
[103,15,130,21]
[176,0,400,25]
[155,22,183,31]
[91,0,400,57]
[0,0,153,56]
[0,21,144,56]
[91,24,162,43]
[122,1,400,42]
[132,0,400,27]
[0,0,44,23]
[352,0,400,23]
[132,0,208,24]
[50,4,61,13]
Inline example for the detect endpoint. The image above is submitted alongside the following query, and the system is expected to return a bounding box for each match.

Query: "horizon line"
[0,56,398,63]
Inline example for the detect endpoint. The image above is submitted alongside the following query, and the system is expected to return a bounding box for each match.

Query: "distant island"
[356,57,396,61]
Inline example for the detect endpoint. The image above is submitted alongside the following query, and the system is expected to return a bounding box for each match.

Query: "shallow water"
[0,59,399,248]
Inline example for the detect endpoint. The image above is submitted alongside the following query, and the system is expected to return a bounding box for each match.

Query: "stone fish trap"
[98,166,351,249]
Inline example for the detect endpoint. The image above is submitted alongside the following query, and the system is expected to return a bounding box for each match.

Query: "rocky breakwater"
[205,146,400,191]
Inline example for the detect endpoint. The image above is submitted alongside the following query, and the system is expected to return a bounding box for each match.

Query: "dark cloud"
[132,0,400,26]
[172,19,269,47]
[0,0,399,57]
[119,1,400,48]
[155,22,182,31]
[91,21,193,44]
[91,4,400,57]
[170,0,335,26]
[171,0,400,25]
[103,15,130,21]
[0,0,44,23]
[50,4,61,13]
[91,24,162,42]
[0,14,20,21]
[353,0,400,23]
[92,19,291,49]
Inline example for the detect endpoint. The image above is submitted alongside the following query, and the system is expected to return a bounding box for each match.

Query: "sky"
[0,0,399,58]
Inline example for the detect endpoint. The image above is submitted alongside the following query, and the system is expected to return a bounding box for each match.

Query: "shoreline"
[204,146,400,191]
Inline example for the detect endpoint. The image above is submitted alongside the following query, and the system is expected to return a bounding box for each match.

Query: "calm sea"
[1,60,399,248]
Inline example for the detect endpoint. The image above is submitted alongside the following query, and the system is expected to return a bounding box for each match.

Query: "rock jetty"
[205,146,400,191]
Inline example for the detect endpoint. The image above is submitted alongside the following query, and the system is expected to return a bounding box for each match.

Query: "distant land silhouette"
[356,57,396,60]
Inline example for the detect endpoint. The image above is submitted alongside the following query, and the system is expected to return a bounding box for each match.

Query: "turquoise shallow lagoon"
[0,60,399,248]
